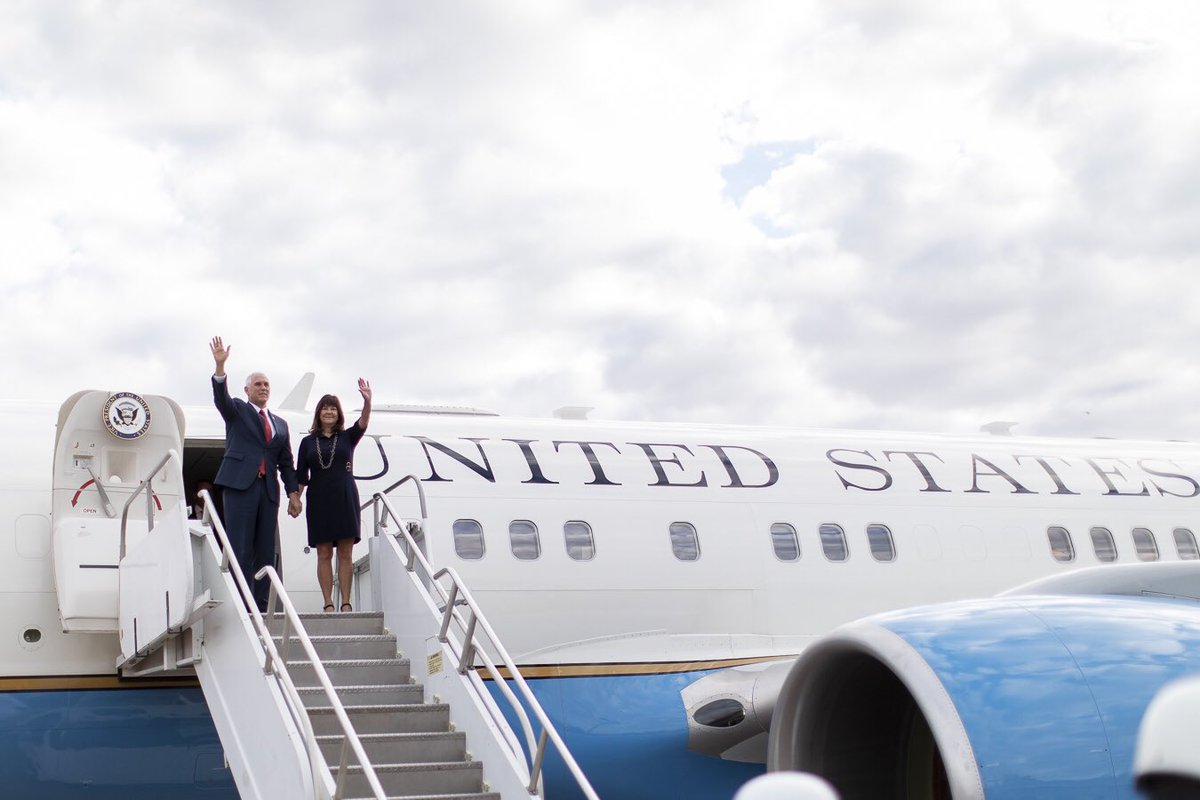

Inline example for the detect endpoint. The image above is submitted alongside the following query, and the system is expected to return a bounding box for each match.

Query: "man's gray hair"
[245,372,268,388]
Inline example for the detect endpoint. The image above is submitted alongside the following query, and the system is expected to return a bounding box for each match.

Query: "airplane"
[3,382,1200,798]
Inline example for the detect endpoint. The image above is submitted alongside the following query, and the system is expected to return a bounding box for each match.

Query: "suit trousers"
[222,477,280,612]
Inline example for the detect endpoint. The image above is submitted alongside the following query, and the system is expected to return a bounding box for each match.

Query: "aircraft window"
[866,524,895,562]
[670,522,700,561]
[453,519,485,560]
[564,521,595,561]
[509,520,541,560]
[1174,528,1200,560]
[1131,527,1159,561]
[1089,527,1117,562]
[770,523,799,561]
[1046,526,1074,562]
[819,523,848,562]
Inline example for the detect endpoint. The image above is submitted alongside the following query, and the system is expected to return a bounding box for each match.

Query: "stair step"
[274,633,398,661]
[299,683,424,708]
[266,611,385,636]
[308,703,451,736]
[316,731,467,764]
[258,617,509,799]
[288,657,412,687]
[337,761,485,797]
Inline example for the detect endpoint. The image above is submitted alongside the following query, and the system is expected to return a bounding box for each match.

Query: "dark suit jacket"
[212,376,299,504]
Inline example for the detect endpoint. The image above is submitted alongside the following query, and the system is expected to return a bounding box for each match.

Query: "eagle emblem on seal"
[102,392,152,440]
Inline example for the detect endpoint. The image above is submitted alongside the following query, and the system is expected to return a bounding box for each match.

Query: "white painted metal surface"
[52,516,130,632]
[51,390,185,633]
[117,451,198,664]
[188,521,322,800]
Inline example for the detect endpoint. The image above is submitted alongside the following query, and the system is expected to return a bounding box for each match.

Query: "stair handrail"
[258,565,389,800]
[371,489,600,800]
[363,473,428,518]
[118,448,179,559]
[366,478,530,757]
[197,491,387,800]
[344,473,428,606]
[196,497,328,798]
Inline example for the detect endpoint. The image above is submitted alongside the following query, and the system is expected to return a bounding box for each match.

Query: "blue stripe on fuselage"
[0,686,236,799]
[488,667,764,800]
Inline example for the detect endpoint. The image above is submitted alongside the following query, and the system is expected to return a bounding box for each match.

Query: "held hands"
[358,378,372,404]
[288,494,302,518]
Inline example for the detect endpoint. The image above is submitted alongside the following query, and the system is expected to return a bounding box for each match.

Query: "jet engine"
[767,593,1200,800]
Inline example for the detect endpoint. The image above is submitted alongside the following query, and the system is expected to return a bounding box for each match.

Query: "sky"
[3,1,1200,440]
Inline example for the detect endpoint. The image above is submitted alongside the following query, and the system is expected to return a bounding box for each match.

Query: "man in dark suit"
[209,336,302,612]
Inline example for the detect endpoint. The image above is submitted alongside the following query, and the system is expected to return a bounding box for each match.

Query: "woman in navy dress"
[296,379,372,612]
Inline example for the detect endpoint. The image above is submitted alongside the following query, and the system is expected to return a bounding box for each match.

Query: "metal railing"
[198,490,388,800]
[362,473,428,518]
[118,448,179,559]
[348,473,427,608]
[369,484,600,800]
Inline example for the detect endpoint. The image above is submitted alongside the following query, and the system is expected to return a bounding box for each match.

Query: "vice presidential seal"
[103,392,152,440]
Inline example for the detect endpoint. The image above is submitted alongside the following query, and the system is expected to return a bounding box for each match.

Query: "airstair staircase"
[49,390,598,800]
[268,608,497,799]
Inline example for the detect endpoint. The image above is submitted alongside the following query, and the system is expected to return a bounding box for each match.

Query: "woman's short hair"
[309,394,345,434]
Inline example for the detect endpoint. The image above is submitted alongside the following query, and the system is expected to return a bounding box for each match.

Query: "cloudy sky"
[3,1,1199,440]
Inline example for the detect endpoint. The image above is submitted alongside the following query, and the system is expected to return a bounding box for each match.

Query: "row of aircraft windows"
[453,519,597,561]
[452,519,898,563]
[769,523,1200,564]
[452,518,1200,564]
[1048,525,1200,563]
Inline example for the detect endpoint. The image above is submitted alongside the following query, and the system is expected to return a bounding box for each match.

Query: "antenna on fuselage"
[980,420,1018,436]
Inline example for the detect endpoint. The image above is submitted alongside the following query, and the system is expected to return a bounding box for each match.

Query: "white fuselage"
[4,395,1200,679]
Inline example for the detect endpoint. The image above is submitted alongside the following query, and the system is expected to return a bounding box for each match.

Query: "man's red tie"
[258,409,270,476]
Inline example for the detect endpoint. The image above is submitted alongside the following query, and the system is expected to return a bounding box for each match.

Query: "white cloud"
[1,1,1199,441]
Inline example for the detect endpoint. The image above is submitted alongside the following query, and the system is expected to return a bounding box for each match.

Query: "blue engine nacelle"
[767,594,1200,800]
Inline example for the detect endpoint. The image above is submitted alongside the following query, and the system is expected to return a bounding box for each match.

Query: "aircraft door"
[50,390,186,632]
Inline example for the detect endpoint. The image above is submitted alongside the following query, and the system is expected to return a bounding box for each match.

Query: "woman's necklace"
[316,433,339,469]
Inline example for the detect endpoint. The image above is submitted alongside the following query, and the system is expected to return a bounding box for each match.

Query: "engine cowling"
[767,594,1200,800]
